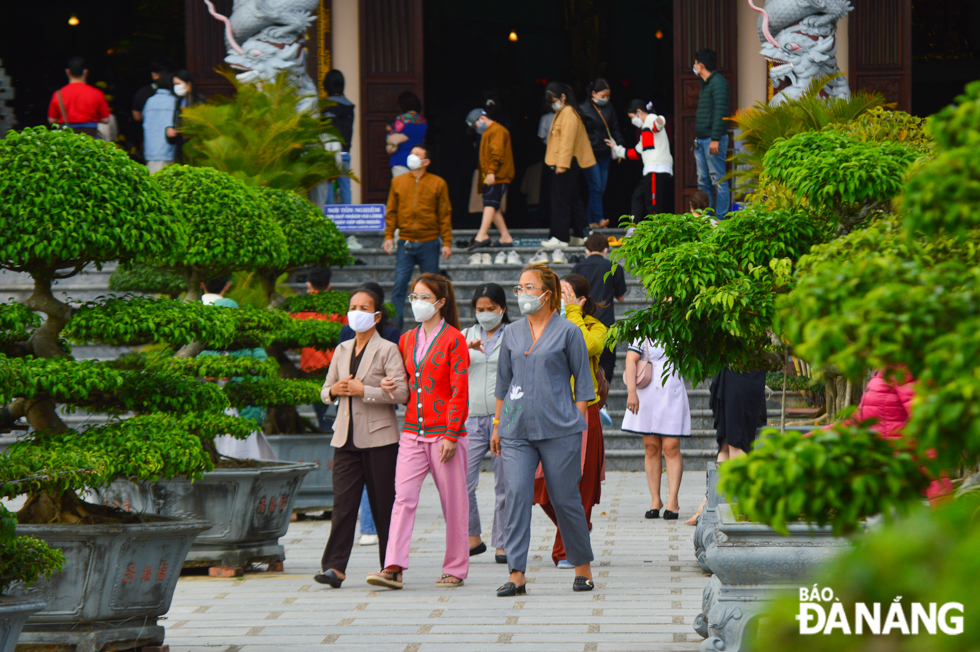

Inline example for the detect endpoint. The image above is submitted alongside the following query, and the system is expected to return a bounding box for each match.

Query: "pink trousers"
[384,432,470,579]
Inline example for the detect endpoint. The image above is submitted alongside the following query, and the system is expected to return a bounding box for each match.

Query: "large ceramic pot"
[694,502,850,652]
[0,596,45,652]
[8,517,208,652]
[102,460,316,569]
[265,434,334,513]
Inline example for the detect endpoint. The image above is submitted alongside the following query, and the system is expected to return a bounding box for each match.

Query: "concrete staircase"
[0,229,801,470]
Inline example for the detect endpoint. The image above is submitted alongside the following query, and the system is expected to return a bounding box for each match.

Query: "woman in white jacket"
[606,100,674,219]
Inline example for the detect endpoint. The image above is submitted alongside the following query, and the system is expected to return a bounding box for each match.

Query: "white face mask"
[406,154,423,170]
[173,83,188,98]
[693,64,700,76]
[475,120,489,134]
[593,96,609,106]
[552,101,563,112]
[476,311,503,331]
[411,299,438,323]
[631,115,644,128]
[347,310,379,333]
[518,292,546,316]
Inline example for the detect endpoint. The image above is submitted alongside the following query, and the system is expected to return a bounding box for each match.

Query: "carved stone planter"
[693,462,722,573]
[8,517,208,652]
[101,460,316,569]
[265,434,334,513]
[694,502,850,652]
[0,596,46,652]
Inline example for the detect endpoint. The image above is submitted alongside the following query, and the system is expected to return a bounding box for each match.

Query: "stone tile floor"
[164,470,709,652]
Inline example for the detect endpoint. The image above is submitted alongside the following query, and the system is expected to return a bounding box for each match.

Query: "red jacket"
[399,323,470,442]
[853,370,915,439]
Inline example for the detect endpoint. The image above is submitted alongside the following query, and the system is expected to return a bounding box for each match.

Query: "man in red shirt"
[47,57,110,138]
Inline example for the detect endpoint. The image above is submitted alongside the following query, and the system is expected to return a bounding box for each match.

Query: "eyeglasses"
[512,284,542,296]
[408,293,435,302]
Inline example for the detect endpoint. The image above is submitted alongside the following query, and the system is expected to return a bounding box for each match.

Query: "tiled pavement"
[164,470,709,652]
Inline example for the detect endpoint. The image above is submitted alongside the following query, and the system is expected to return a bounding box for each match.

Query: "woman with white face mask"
[606,99,675,220]
[368,273,471,590]
[165,69,201,163]
[579,78,625,229]
[315,287,409,589]
[490,264,597,596]
[461,283,511,564]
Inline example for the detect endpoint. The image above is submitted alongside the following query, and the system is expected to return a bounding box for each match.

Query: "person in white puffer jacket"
[606,100,674,219]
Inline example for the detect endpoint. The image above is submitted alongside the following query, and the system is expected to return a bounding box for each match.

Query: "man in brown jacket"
[467,109,515,249]
[383,144,453,328]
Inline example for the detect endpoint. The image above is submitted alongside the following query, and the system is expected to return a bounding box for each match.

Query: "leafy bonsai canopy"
[0,504,63,595]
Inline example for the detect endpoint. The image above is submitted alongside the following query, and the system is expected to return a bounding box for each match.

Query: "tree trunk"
[823,368,855,422]
[18,274,71,434]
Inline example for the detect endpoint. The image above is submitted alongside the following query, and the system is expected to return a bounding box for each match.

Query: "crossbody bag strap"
[592,102,613,142]
[57,91,69,126]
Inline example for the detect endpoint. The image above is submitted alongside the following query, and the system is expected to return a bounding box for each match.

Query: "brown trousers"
[320,441,399,573]
[535,403,604,565]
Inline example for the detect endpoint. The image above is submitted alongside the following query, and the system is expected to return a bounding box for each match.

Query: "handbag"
[595,363,610,410]
[624,340,653,389]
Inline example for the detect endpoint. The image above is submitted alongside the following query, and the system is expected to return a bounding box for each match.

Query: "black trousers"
[549,161,590,241]
[630,172,675,219]
[320,441,399,573]
[598,347,616,389]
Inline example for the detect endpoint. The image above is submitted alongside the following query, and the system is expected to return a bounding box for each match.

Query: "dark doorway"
[911,0,980,117]
[422,0,673,229]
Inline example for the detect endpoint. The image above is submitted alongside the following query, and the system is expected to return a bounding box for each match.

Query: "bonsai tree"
[0,503,63,595]
[176,70,355,193]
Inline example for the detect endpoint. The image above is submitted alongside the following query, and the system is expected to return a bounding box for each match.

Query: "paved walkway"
[165,470,709,652]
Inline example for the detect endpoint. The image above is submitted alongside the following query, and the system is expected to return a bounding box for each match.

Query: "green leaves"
[257,187,350,271]
[0,126,186,271]
[717,424,931,535]
[283,291,351,316]
[0,527,65,594]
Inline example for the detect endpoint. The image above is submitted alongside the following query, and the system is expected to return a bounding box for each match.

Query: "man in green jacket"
[693,48,731,218]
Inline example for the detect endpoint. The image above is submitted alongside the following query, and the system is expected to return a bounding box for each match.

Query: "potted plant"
[0,127,217,650]
[0,504,61,652]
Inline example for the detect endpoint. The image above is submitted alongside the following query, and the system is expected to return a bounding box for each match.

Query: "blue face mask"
[560,299,566,317]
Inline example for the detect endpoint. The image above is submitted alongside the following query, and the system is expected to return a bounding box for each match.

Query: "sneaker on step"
[551,249,568,264]
[568,236,586,247]
[541,237,568,249]
[494,251,508,265]
[556,559,574,569]
[528,250,549,265]
[468,253,484,266]
[599,406,612,425]
[346,235,364,250]
[481,253,493,265]
[506,250,523,265]
[359,534,379,546]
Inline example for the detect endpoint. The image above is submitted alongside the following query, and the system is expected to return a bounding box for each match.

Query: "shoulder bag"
[624,340,653,389]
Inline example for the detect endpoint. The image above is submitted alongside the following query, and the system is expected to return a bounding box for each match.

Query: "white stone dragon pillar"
[747,0,854,105]
[0,60,16,137]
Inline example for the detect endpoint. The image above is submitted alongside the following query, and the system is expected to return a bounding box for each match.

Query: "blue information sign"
[324,204,386,232]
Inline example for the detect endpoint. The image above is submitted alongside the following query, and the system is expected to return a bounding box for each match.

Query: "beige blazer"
[320,331,409,449]
[544,105,597,170]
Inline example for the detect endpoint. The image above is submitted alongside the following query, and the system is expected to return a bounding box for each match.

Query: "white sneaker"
[494,251,508,265]
[346,235,364,250]
[506,250,523,265]
[482,253,493,265]
[359,534,379,546]
[551,249,568,264]
[468,253,483,266]
[528,249,549,265]
[541,237,568,249]
[568,236,586,247]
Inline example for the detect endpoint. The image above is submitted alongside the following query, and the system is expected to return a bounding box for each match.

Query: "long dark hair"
[586,78,611,98]
[562,273,607,318]
[411,272,460,331]
[352,283,391,334]
[470,283,510,324]
[544,81,585,122]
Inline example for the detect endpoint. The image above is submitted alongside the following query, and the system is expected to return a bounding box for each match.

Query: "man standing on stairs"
[383,144,453,329]
[572,233,626,386]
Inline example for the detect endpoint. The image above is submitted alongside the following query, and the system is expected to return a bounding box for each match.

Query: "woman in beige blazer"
[314,286,409,588]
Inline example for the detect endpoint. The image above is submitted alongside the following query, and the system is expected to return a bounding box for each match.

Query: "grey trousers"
[464,415,506,548]
[501,433,595,573]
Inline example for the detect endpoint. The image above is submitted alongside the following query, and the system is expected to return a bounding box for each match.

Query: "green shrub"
[0,505,64,595]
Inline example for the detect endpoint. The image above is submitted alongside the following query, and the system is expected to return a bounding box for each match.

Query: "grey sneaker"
[528,249,549,265]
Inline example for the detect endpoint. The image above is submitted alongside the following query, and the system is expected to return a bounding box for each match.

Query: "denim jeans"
[324,152,352,205]
[694,135,730,218]
[359,486,377,535]
[582,156,612,225]
[392,238,441,328]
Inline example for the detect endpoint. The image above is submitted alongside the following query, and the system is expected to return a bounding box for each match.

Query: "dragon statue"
[204,0,320,109]
[748,0,853,104]
[0,59,15,137]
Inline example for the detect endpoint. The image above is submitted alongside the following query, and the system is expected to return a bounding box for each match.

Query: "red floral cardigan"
[399,322,470,442]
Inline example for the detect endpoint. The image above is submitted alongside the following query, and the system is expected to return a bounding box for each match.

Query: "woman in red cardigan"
[367,273,471,589]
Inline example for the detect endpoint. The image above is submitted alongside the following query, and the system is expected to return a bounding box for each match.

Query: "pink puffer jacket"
[853,369,915,439]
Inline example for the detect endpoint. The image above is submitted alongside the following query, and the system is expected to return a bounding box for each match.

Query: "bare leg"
[643,435,664,510]
[475,206,496,243]
[491,209,513,244]
[662,437,683,512]
[575,562,592,581]
[685,497,706,525]
[727,445,746,458]
[469,535,483,549]
[509,570,526,587]
[716,441,730,463]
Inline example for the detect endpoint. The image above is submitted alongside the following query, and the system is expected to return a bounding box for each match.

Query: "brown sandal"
[435,574,464,587]
[366,568,403,589]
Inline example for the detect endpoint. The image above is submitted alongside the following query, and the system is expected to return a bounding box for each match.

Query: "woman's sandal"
[645,509,660,519]
[496,581,527,597]
[435,574,464,587]
[573,576,595,592]
[663,510,679,520]
[366,569,403,589]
